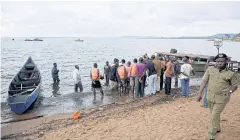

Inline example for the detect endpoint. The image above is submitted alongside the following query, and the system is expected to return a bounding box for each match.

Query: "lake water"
[1,37,240,123]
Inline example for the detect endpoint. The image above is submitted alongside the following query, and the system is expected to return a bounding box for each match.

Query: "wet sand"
[2,84,240,140]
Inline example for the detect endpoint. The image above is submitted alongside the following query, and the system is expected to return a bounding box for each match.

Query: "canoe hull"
[8,86,40,114]
[7,56,41,114]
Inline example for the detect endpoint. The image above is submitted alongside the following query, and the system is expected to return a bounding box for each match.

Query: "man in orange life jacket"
[90,63,104,100]
[117,59,128,96]
[129,58,138,97]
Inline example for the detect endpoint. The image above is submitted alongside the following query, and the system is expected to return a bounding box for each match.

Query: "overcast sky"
[1,1,240,37]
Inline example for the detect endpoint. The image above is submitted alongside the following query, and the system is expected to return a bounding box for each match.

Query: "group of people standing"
[51,53,197,99]
[103,54,168,98]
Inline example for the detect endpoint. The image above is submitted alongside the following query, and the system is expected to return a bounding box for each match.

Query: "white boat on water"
[74,39,84,42]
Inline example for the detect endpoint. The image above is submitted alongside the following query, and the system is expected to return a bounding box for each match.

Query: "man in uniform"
[197,53,238,140]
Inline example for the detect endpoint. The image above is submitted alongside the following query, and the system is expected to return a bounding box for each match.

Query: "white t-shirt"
[72,69,81,84]
[179,63,193,79]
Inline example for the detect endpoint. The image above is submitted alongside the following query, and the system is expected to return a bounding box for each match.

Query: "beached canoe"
[7,57,41,114]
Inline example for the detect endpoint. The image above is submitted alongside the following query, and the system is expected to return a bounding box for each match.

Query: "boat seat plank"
[11,80,40,87]
[19,70,38,73]
[8,95,29,103]
[9,86,37,91]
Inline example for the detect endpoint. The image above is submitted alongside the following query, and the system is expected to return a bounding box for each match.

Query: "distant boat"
[74,39,84,42]
[25,39,33,41]
[7,57,41,114]
[12,38,15,41]
[33,38,43,41]
[24,38,43,41]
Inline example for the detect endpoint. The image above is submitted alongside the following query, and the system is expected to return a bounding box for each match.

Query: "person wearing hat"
[197,53,238,140]
[52,63,60,83]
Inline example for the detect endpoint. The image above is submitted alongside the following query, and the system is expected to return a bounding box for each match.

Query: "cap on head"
[214,53,228,60]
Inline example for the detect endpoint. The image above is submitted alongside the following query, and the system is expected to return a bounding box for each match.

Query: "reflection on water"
[52,82,61,97]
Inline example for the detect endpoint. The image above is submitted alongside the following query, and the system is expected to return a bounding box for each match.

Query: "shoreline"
[1,86,199,139]
[1,74,239,140]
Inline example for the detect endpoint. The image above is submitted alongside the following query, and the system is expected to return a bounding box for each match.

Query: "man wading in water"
[197,53,238,140]
[52,63,60,83]
[90,63,104,101]
[72,65,83,92]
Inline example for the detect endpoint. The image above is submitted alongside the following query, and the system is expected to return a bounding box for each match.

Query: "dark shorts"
[92,80,102,88]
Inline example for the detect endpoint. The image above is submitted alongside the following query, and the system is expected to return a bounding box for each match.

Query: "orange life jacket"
[130,63,137,76]
[91,68,99,80]
[122,64,130,74]
[126,66,130,75]
[117,66,126,79]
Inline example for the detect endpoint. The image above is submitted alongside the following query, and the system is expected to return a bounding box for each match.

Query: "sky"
[1,1,240,37]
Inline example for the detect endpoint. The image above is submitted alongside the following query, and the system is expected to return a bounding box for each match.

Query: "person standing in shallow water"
[52,63,60,83]
[197,53,238,140]
[90,63,104,100]
[116,60,127,96]
[129,58,138,97]
[72,65,83,92]
[109,58,119,90]
[104,61,111,86]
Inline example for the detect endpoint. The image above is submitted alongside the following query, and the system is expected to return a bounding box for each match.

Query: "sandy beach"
[1,82,240,140]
